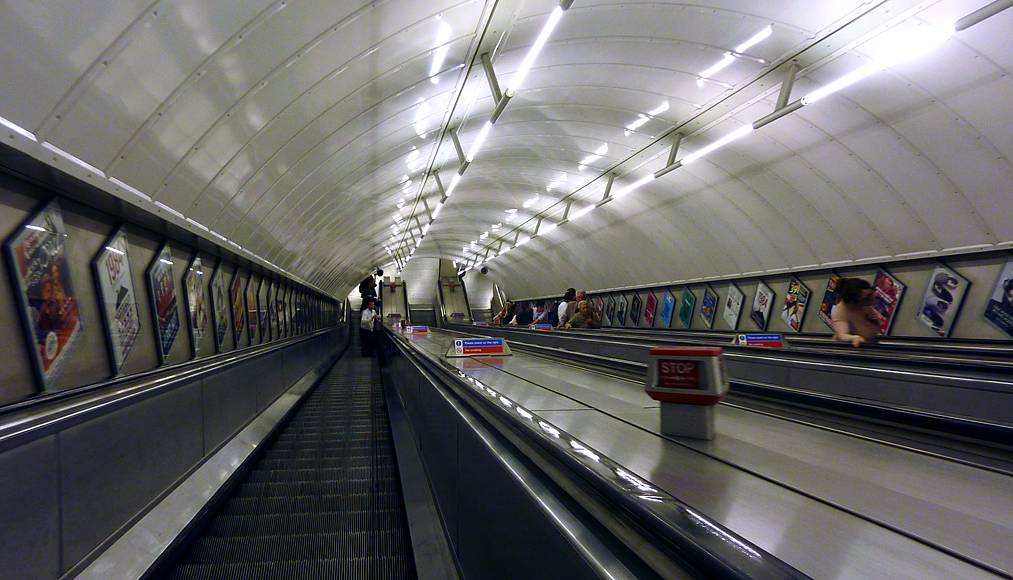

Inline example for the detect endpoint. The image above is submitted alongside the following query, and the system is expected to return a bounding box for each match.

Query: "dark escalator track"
[162,349,417,580]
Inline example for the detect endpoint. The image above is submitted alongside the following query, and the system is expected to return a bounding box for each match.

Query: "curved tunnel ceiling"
[0,0,1010,297]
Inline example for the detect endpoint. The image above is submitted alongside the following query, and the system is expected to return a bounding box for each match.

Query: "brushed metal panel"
[202,363,260,452]
[0,435,60,580]
[60,380,203,570]
[416,374,459,548]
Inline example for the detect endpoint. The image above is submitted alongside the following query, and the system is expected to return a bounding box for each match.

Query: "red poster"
[4,200,83,388]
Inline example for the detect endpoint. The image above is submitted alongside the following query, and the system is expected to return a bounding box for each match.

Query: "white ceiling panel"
[1,0,1010,298]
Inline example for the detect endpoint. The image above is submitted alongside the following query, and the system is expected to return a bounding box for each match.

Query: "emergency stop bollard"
[645,346,728,440]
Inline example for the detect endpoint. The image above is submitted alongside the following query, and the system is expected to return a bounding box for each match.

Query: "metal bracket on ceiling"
[481,53,502,103]
[561,200,572,222]
[434,170,448,202]
[600,174,615,203]
[513,231,520,245]
[534,216,543,236]
[753,63,804,130]
[450,129,466,167]
[775,63,799,111]
[653,134,683,179]
[422,197,433,222]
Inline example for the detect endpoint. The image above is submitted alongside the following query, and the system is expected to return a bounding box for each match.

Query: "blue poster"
[701,286,718,329]
[659,291,675,327]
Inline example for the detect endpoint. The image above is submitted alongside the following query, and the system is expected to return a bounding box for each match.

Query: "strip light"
[466,121,493,162]
[679,125,753,165]
[505,6,564,97]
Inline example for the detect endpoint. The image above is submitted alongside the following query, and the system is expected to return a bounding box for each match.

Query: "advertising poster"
[4,200,84,388]
[679,288,695,328]
[817,275,842,329]
[984,257,1013,337]
[722,283,744,330]
[258,278,270,340]
[780,278,811,333]
[595,296,604,318]
[617,295,628,325]
[92,226,140,374]
[267,281,278,339]
[700,286,718,329]
[209,263,230,351]
[916,264,969,338]
[750,281,775,331]
[183,256,208,357]
[631,294,642,326]
[277,285,288,337]
[659,290,675,327]
[230,271,245,346]
[645,292,657,327]
[146,243,180,363]
[873,269,905,335]
[246,275,258,343]
[605,295,616,326]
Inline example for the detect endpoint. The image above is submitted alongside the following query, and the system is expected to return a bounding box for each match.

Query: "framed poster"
[265,279,276,341]
[749,281,774,331]
[645,292,657,327]
[817,275,842,329]
[780,278,810,333]
[276,284,288,337]
[258,276,269,340]
[594,296,604,318]
[984,257,1013,337]
[230,271,245,346]
[246,275,258,343]
[605,295,616,325]
[4,199,84,389]
[722,283,744,330]
[617,295,628,325]
[208,262,230,351]
[659,290,675,328]
[630,294,642,326]
[873,268,905,335]
[145,243,180,363]
[183,255,208,357]
[700,286,718,329]
[916,264,969,337]
[92,225,140,374]
[678,288,695,328]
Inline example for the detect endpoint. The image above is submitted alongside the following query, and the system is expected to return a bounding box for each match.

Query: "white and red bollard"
[645,346,728,440]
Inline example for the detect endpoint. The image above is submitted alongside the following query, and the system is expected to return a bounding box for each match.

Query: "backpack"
[547,300,562,326]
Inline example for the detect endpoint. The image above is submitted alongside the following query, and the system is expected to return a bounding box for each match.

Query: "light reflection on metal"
[686,509,763,560]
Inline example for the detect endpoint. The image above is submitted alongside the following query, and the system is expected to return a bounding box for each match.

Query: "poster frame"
[915,262,969,338]
[678,287,695,329]
[605,295,616,326]
[873,268,906,336]
[816,273,841,330]
[749,280,775,331]
[91,224,140,375]
[208,261,230,352]
[145,242,180,365]
[617,294,628,326]
[780,277,811,333]
[3,198,85,390]
[630,293,642,326]
[182,253,208,358]
[245,273,258,344]
[645,291,657,327]
[983,256,1013,338]
[722,283,744,330]
[659,290,675,328]
[230,270,245,348]
[700,286,718,329]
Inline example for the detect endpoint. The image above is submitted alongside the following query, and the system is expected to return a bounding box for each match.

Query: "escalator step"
[221,493,398,516]
[203,507,404,537]
[168,556,414,580]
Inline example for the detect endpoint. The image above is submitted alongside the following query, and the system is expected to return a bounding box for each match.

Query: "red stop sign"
[658,360,699,388]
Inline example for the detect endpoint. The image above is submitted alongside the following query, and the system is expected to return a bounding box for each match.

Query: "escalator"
[160,348,417,580]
